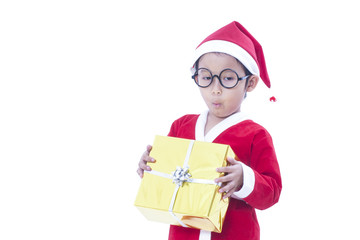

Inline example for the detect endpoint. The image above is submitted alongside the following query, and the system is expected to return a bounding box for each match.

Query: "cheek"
[228,94,243,107]
[199,88,210,101]
[225,89,245,107]
[232,84,247,100]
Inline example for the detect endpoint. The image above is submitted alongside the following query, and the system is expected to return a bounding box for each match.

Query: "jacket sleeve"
[232,128,282,210]
[167,114,198,139]
[167,117,180,137]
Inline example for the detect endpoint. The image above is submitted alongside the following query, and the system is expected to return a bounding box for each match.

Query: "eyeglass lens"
[195,69,239,88]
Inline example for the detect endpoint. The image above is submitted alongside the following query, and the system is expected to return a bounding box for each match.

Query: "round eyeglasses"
[192,68,250,89]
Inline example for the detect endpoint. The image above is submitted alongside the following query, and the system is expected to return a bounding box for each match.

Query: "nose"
[211,76,222,95]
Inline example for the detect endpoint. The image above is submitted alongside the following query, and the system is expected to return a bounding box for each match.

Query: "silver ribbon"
[172,166,192,187]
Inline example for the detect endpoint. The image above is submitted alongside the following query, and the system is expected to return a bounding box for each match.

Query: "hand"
[137,145,155,178]
[215,156,244,199]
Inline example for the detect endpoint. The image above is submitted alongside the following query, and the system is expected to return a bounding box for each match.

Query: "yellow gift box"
[134,135,235,233]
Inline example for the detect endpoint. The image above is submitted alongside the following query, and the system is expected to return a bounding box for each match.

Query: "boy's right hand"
[137,145,155,178]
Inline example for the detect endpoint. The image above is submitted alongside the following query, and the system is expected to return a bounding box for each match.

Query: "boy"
[137,21,282,240]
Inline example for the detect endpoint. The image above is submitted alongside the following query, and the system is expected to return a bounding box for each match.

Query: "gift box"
[134,135,236,233]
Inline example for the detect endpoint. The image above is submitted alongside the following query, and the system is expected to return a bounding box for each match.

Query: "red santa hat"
[192,21,271,88]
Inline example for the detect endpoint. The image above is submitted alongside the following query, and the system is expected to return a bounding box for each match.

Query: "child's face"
[197,52,256,120]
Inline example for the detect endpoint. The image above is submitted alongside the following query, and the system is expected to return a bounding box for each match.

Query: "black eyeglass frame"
[192,68,251,89]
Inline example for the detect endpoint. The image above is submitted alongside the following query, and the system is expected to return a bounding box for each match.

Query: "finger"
[138,145,155,175]
[215,173,235,184]
[146,145,152,153]
[137,168,144,178]
[216,165,235,173]
[141,151,155,163]
[144,155,156,163]
[139,160,152,171]
[139,153,155,170]
[219,184,236,199]
[226,156,238,165]
[222,189,235,200]
[139,155,154,171]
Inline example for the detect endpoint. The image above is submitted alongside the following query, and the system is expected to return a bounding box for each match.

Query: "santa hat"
[192,21,271,89]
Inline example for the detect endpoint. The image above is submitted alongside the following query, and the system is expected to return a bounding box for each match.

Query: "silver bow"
[172,166,192,187]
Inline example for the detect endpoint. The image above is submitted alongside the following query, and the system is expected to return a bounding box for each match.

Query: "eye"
[198,69,212,81]
[223,77,234,81]
[221,69,238,82]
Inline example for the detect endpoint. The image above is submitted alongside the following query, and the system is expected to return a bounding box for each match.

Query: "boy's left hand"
[215,156,244,199]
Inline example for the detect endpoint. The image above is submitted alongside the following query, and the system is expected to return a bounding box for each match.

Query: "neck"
[204,111,240,136]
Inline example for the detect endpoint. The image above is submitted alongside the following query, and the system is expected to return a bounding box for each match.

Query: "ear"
[246,75,259,92]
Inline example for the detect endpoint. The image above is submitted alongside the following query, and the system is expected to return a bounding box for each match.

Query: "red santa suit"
[167,111,282,240]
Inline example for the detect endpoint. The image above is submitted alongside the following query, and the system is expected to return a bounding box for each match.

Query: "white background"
[1,0,360,239]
